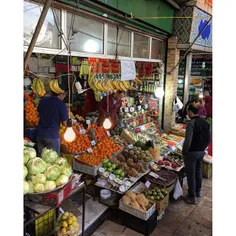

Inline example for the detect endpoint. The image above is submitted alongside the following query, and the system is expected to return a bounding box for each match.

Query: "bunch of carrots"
[24,93,39,127]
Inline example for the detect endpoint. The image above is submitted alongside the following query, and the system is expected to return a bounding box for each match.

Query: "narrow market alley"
[91,177,212,236]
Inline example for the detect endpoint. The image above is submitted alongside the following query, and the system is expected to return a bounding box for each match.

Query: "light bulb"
[103,118,112,130]
[199,93,204,99]
[155,87,165,98]
[64,127,76,142]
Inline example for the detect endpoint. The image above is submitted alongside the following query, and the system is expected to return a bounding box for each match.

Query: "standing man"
[182,104,211,204]
[37,91,68,156]
[97,90,124,130]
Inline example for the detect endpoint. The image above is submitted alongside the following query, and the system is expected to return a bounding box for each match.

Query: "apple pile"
[102,158,125,179]
[56,212,79,235]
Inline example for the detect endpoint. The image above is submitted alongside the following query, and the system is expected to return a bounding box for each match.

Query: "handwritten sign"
[124,107,129,113]
[86,120,91,125]
[128,144,133,149]
[137,105,141,111]
[80,129,86,134]
[145,181,151,188]
[91,140,96,146]
[107,131,111,136]
[121,60,136,81]
[130,107,135,112]
[87,148,93,153]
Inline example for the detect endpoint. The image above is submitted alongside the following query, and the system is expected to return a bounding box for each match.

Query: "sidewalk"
[92,178,212,236]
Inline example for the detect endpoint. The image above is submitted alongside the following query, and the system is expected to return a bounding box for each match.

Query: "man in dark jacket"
[182,104,211,204]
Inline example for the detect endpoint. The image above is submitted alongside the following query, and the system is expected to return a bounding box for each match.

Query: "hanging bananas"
[32,78,46,97]
[49,79,65,94]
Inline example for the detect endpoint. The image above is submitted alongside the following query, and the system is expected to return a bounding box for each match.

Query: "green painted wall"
[58,0,175,35]
[98,0,175,33]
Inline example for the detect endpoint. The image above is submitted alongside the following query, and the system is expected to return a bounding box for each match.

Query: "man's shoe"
[196,191,202,197]
[182,195,197,205]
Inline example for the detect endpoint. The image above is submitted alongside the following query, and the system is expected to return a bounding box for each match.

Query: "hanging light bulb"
[199,93,204,99]
[64,120,76,142]
[103,117,112,130]
[154,87,165,98]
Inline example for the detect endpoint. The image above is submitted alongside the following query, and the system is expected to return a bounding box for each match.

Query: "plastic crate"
[35,209,55,236]
[73,159,101,176]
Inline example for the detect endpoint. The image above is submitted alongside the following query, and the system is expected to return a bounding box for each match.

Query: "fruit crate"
[119,199,156,221]
[202,161,212,179]
[73,158,101,176]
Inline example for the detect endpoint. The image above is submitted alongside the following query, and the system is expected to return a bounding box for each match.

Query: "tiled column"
[163,36,180,132]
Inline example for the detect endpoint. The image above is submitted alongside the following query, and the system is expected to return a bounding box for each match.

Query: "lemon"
[67,217,73,225]
[62,221,68,228]
[68,225,74,231]
[61,228,66,233]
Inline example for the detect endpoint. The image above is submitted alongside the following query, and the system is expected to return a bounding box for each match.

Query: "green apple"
[120,171,125,177]
[108,167,113,172]
[111,164,116,169]
[107,162,112,167]
[102,158,109,165]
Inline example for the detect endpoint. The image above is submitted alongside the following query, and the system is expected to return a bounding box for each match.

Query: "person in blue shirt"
[37,91,68,156]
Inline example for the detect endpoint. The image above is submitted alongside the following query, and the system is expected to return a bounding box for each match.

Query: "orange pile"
[76,138,122,166]
[60,127,91,153]
[87,124,108,142]
[24,93,39,127]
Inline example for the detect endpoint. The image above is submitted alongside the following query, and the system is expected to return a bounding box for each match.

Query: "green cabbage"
[44,164,61,181]
[26,174,33,181]
[42,147,58,163]
[32,174,47,184]
[55,175,69,187]
[33,183,45,193]
[27,157,47,175]
[24,181,29,194]
[24,166,28,179]
[24,153,31,165]
[61,163,72,177]
[55,157,67,166]
[24,147,37,159]
[28,181,34,193]
[44,181,57,191]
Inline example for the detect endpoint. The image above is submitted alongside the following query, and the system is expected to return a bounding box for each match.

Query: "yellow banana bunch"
[133,77,143,85]
[49,79,65,94]
[32,78,46,97]
[122,81,136,90]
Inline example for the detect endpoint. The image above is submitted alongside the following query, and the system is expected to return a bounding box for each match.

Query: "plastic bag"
[173,179,183,200]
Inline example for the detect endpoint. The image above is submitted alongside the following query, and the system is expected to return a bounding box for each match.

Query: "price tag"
[80,129,86,134]
[91,140,96,146]
[124,107,129,113]
[86,120,91,125]
[107,131,111,136]
[72,179,76,189]
[130,107,135,112]
[149,172,159,179]
[87,148,93,153]
[58,190,64,204]
[145,180,151,188]
[72,119,77,124]
[144,104,148,109]
[59,207,65,214]
[137,105,141,111]
[128,144,133,149]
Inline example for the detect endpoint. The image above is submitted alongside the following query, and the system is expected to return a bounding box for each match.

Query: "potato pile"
[123,146,153,163]
[121,191,153,212]
[111,152,146,178]
[110,135,128,147]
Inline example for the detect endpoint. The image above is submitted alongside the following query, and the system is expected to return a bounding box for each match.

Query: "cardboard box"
[155,193,169,214]
[26,177,77,207]
[202,161,212,179]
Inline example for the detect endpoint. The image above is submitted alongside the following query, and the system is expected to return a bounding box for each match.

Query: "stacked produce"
[24,93,39,127]
[76,138,122,166]
[60,127,91,153]
[142,187,168,201]
[121,191,153,212]
[56,212,79,235]
[24,147,73,194]
[123,146,153,163]
[32,78,46,97]
[87,124,108,142]
[110,135,128,147]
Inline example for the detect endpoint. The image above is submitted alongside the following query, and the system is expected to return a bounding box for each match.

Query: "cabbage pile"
[23,147,73,194]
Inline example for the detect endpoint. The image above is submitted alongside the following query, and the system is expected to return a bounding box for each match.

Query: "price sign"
[137,105,141,111]
[91,140,96,146]
[107,131,111,136]
[59,207,65,214]
[149,172,159,179]
[87,148,93,153]
[130,107,135,112]
[86,120,91,125]
[80,129,86,134]
[58,190,64,204]
[144,104,148,109]
[124,107,129,113]
[145,180,151,188]
[128,144,133,149]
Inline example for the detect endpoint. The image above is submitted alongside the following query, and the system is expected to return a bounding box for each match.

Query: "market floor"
[92,178,212,236]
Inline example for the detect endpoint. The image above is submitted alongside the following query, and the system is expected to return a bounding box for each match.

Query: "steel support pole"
[24,0,53,70]
[183,52,192,105]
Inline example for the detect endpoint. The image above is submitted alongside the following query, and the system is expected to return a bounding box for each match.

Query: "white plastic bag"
[173,179,183,200]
